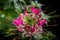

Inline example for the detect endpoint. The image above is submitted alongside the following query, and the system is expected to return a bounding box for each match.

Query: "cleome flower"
[12,6,46,37]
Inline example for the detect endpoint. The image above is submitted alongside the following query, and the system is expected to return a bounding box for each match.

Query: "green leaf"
[34,33,43,40]
[30,1,36,7]
[4,0,11,10]
[41,11,51,22]
[48,11,56,15]
[44,31,56,40]
[51,15,59,18]
[35,1,43,8]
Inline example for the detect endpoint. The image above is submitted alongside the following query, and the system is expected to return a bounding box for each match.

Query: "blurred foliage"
[43,31,56,40]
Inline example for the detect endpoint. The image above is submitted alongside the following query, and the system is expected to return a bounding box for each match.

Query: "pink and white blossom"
[12,6,46,37]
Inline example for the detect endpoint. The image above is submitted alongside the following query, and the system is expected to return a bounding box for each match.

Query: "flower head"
[30,6,41,15]
[12,6,46,37]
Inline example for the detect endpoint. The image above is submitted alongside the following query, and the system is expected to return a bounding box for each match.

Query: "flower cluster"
[12,6,46,37]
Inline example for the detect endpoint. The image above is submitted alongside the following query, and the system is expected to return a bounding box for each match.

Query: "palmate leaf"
[48,11,56,15]
[30,1,36,7]
[4,0,25,13]
[0,10,17,31]
[3,28,16,37]
[35,0,43,8]
[41,11,51,22]
[0,10,17,38]
[43,31,56,40]
[4,0,11,10]
[30,0,43,8]
[34,33,43,40]
[50,15,59,18]
[13,0,21,12]
[41,11,59,22]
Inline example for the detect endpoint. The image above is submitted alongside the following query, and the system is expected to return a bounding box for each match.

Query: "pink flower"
[12,6,47,37]
[30,6,41,15]
[20,14,24,18]
[17,28,22,32]
[25,32,31,37]
[25,25,30,30]
[30,27,35,32]
[12,19,24,26]
[38,19,46,26]
[17,14,24,19]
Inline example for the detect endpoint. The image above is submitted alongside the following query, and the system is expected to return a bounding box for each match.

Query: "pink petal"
[16,14,24,19]
[30,6,35,11]
[12,19,24,26]
[25,25,30,30]
[38,19,46,26]
[30,6,41,15]
[30,6,36,14]
[35,8,41,14]
[30,27,35,32]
